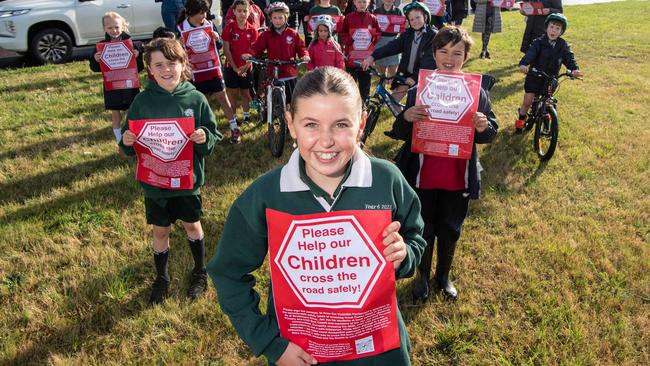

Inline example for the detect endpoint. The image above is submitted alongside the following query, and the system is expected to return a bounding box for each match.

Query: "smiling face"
[234,4,249,23]
[103,16,124,40]
[407,10,425,31]
[546,21,563,40]
[149,51,185,93]
[287,94,366,190]
[188,12,207,27]
[434,41,467,73]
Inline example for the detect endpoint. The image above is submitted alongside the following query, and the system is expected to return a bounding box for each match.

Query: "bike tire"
[534,106,559,161]
[361,103,380,144]
[268,87,287,158]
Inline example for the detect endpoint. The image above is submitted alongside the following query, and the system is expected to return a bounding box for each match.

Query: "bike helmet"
[311,14,335,34]
[545,13,568,34]
[403,1,431,24]
[266,1,290,15]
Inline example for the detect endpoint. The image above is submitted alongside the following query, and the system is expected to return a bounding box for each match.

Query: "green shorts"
[144,195,203,227]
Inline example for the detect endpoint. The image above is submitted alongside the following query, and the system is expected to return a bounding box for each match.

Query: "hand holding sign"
[190,128,206,144]
[277,342,317,366]
[382,221,406,268]
[473,112,488,133]
[122,130,137,146]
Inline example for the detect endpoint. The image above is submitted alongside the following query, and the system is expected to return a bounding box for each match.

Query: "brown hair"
[290,67,362,118]
[432,25,474,60]
[177,0,211,26]
[144,38,192,81]
[233,0,250,9]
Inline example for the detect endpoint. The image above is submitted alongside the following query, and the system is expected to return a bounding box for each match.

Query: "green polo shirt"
[208,147,426,365]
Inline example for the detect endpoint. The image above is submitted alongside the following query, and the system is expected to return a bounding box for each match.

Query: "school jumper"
[520,34,579,95]
[119,80,221,198]
[225,0,266,30]
[339,11,382,101]
[89,32,144,111]
[520,0,563,53]
[307,38,345,70]
[222,21,258,88]
[208,147,427,366]
[372,4,403,67]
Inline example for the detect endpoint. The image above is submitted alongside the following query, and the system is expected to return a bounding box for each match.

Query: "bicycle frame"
[371,82,404,117]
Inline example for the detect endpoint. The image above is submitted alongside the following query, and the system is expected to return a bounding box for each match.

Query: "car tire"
[30,28,73,64]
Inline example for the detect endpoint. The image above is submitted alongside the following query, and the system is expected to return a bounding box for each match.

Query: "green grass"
[1,1,649,364]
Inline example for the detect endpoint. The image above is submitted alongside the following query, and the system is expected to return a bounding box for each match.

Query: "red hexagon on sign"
[100,42,133,70]
[136,121,190,162]
[417,72,474,123]
[187,29,211,53]
[274,215,386,309]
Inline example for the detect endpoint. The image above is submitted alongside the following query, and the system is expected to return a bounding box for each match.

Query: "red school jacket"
[339,11,381,68]
[251,26,308,79]
[307,38,345,70]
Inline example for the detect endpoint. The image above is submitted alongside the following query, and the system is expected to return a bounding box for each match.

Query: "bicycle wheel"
[361,102,380,144]
[534,106,559,161]
[268,87,287,157]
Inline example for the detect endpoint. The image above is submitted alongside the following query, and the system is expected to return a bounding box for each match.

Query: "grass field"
[0,1,648,365]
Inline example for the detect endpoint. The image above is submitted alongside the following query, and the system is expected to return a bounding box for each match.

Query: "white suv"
[0,0,222,64]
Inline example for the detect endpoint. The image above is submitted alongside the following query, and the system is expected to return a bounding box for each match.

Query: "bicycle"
[247,57,305,157]
[355,62,406,143]
[523,67,581,161]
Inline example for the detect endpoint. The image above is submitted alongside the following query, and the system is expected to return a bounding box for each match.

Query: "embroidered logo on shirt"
[184,109,194,117]
[286,35,294,44]
[232,33,240,40]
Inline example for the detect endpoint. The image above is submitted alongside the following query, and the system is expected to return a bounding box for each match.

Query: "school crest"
[184,109,194,117]
[286,35,294,44]
[232,33,240,41]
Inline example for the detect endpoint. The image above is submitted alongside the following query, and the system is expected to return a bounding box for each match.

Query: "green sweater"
[119,81,221,198]
[208,148,426,365]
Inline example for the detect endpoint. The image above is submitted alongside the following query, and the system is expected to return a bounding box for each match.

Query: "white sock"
[229,118,238,130]
[113,128,122,142]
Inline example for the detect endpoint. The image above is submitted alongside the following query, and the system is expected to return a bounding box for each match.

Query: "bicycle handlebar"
[246,57,306,66]
[353,61,408,85]
[530,67,582,81]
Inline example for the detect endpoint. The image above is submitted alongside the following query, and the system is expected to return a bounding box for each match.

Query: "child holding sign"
[119,38,222,305]
[208,67,426,365]
[390,26,498,301]
[177,0,241,143]
[89,12,144,153]
[371,0,403,78]
[307,15,345,70]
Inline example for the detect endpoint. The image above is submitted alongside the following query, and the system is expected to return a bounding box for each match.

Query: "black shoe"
[383,130,398,139]
[412,276,430,301]
[149,276,169,305]
[436,274,458,300]
[485,50,491,59]
[187,269,207,300]
[479,50,486,59]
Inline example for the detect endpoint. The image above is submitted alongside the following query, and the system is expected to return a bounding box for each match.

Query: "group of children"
[84,1,583,364]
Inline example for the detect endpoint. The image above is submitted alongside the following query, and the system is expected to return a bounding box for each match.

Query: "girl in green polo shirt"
[208,66,426,365]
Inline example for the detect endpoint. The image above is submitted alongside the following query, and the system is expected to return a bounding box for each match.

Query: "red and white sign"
[412,70,482,160]
[423,0,445,16]
[307,15,344,33]
[376,15,407,33]
[180,25,223,81]
[491,0,515,8]
[519,1,545,15]
[267,209,399,362]
[129,117,195,190]
[348,28,375,64]
[96,39,140,91]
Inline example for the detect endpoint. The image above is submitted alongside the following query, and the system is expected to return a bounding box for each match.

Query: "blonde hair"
[144,38,192,82]
[102,12,129,33]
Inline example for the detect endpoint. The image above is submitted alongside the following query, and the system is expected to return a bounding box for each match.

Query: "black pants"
[416,189,470,244]
[347,67,372,103]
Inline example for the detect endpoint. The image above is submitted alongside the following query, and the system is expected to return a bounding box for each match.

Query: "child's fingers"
[382,221,401,237]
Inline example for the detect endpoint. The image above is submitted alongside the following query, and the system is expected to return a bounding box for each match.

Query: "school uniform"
[208,147,427,366]
[119,80,222,224]
[178,19,226,95]
[340,11,382,101]
[222,21,258,89]
[372,4,403,67]
[519,0,563,53]
[250,26,308,103]
[89,32,144,111]
[307,38,345,70]
[225,1,266,30]
[520,34,579,95]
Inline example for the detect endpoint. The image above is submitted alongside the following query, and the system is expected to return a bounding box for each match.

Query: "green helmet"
[545,13,568,34]
[403,1,431,25]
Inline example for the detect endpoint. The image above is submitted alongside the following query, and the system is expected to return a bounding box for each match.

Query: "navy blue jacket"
[519,34,578,76]
[519,0,563,53]
[371,25,437,81]
[390,84,498,200]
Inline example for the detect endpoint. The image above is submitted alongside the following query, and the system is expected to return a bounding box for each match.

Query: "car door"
[75,0,135,44]
[130,1,162,39]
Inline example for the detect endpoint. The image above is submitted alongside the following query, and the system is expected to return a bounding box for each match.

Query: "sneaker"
[515,118,525,132]
[411,276,430,302]
[230,128,241,144]
[187,269,207,300]
[149,276,169,305]
[244,115,251,125]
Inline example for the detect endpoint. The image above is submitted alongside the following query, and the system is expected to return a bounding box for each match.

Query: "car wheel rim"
[38,34,68,62]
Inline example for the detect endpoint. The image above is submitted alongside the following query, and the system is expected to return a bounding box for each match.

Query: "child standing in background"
[222,0,258,124]
[371,0,402,78]
[120,38,221,305]
[178,0,242,143]
[89,12,143,156]
[307,15,345,70]
[472,0,502,59]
